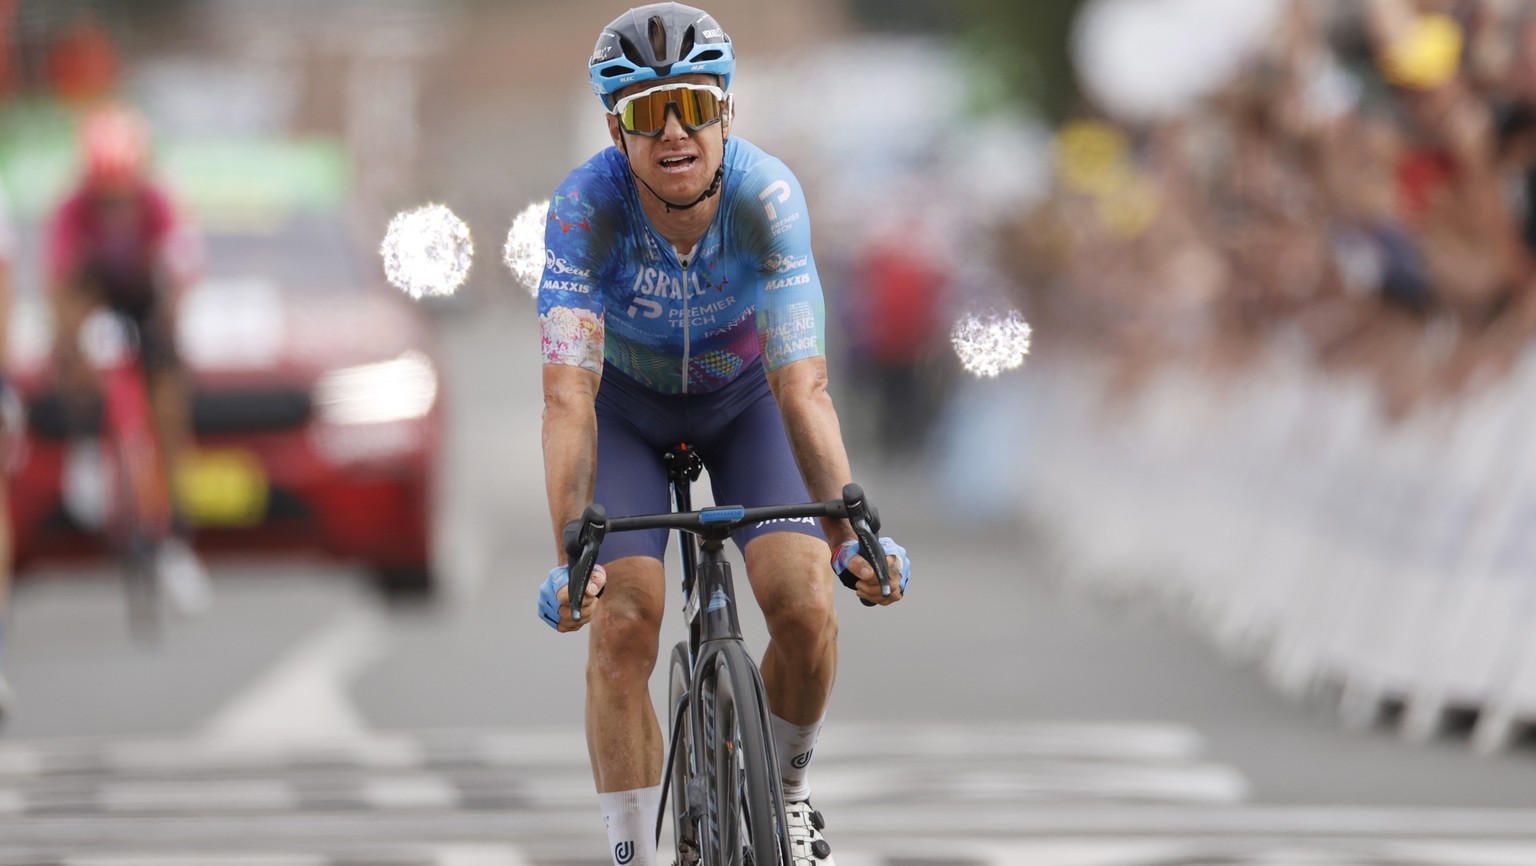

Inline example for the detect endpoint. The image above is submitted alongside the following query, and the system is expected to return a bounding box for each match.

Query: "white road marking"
[98,780,297,812]
[360,774,460,810]
[108,735,426,774]
[434,845,535,866]
[808,760,1249,804]
[0,746,42,777]
[0,788,24,814]
[64,857,327,866]
[199,611,388,746]
[812,721,1211,761]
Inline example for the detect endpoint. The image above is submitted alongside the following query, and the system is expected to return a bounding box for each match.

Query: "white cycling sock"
[598,785,661,866]
[770,713,822,802]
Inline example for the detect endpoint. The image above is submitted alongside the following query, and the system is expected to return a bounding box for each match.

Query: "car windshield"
[203,213,366,292]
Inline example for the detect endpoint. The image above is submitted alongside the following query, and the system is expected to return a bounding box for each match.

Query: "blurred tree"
[957,0,1088,122]
[848,0,953,33]
[847,0,1088,122]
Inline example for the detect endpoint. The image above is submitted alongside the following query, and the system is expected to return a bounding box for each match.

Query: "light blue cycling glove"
[832,537,910,599]
[539,564,606,630]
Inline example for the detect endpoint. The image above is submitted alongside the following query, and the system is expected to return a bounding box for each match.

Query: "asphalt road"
[2,296,1536,866]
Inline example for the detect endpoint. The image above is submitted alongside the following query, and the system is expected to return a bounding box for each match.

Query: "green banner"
[0,99,351,227]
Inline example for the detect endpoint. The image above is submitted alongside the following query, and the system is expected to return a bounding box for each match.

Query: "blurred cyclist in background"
[538,5,910,866]
[44,102,209,613]
[0,179,16,717]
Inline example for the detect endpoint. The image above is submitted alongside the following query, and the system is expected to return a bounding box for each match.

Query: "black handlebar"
[560,483,891,620]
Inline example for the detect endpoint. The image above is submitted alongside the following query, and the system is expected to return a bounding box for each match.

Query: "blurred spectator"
[0,0,16,100]
[842,215,952,459]
[1007,0,1536,420]
[45,11,119,105]
[0,179,13,717]
[1497,101,1536,256]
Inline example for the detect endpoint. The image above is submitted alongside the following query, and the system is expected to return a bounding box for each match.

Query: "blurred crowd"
[1006,0,1536,418]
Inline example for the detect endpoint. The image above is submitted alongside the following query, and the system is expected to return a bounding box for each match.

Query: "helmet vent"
[690,49,722,63]
[679,26,696,61]
[647,15,667,61]
[617,34,647,67]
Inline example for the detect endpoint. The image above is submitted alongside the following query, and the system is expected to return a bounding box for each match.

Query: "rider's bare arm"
[542,362,601,562]
[766,356,856,548]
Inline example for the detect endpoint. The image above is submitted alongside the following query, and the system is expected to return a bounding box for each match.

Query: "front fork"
[664,687,704,866]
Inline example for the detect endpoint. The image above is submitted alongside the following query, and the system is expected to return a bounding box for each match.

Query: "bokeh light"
[504,200,550,296]
[951,308,1033,378]
[380,204,473,299]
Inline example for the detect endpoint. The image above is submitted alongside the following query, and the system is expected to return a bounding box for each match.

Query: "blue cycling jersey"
[538,137,826,395]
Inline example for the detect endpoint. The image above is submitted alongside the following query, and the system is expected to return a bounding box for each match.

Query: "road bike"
[564,444,890,866]
[78,309,176,642]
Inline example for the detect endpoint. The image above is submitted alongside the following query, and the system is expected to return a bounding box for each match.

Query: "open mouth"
[658,155,698,172]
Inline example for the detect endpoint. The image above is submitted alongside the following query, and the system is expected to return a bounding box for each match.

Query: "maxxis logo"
[791,749,813,769]
[615,841,635,864]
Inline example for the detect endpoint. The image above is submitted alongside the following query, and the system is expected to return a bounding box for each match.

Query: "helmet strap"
[618,135,724,213]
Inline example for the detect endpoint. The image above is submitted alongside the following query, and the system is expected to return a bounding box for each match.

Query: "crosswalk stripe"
[62,856,331,866]
[3,839,1535,866]
[0,721,1218,779]
[98,780,298,812]
[3,721,1533,866]
[4,805,1536,845]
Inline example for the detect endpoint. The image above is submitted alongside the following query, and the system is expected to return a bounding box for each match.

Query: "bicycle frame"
[81,310,174,638]
[562,446,889,866]
[100,337,172,543]
[665,444,727,670]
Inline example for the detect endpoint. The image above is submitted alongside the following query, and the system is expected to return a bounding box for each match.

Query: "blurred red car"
[6,210,445,599]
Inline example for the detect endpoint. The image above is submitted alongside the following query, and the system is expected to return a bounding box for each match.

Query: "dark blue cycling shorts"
[594,362,824,565]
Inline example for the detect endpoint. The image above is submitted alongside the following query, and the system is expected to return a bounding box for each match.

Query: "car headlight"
[313,351,438,425]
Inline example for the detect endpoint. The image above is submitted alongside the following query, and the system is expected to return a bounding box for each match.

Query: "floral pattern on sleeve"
[541,306,604,373]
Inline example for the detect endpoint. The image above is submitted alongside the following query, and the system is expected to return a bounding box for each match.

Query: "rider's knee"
[761,574,837,651]
[588,594,663,681]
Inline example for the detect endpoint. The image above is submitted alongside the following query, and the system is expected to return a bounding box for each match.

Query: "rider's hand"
[539,564,607,632]
[832,537,909,606]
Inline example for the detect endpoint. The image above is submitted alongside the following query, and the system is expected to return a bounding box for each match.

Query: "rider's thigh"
[588,555,668,672]
[743,532,837,642]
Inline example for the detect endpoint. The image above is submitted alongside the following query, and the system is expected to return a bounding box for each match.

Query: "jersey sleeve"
[734,159,826,371]
[537,170,614,374]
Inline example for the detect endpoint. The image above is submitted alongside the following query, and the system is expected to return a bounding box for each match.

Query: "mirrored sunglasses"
[612,83,727,137]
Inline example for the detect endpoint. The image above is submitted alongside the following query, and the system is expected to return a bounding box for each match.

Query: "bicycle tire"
[107,435,163,644]
[697,642,789,866]
[667,641,700,866]
[121,533,161,645]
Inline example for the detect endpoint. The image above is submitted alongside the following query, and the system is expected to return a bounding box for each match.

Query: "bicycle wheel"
[121,532,161,645]
[697,642,789,866]
[105,437,162,644]
[667,641,700,866]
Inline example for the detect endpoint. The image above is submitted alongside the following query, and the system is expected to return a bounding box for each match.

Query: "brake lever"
[841,484,890,606]
[563,504,608,622]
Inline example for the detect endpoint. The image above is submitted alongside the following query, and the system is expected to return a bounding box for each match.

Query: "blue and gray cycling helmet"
[589,3,735,108]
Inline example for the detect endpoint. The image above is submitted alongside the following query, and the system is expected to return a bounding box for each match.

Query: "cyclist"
[537,6,911,866]
[44,102,209,613]
[0,179,15,716]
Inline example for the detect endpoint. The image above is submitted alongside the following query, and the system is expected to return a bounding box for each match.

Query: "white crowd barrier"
[1016,345,1536,754]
